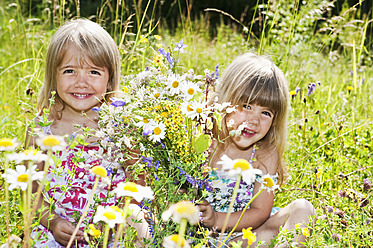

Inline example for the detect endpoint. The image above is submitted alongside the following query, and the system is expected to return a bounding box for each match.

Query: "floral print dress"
[31,133,127,247]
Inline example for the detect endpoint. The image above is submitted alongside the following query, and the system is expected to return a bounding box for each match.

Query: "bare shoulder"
[255,144,279,175]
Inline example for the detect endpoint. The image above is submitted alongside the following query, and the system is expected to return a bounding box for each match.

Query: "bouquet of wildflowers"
[96,40,220,245]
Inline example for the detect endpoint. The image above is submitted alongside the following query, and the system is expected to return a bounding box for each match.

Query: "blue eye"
[262,111,272,117]
[90,70,101,75]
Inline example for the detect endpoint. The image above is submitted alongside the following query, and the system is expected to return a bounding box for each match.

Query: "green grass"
[0,0,372,247]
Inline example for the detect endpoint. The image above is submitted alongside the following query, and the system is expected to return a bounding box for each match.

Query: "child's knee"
[291,198,315,218]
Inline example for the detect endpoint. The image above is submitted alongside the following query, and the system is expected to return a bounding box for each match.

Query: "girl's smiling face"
[56,44,109,115]
[226,103,274,150]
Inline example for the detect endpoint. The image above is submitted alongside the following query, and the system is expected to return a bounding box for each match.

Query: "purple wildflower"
[307,82,317,96]
[154,173,159,181]
[142,156,153,168]
[158,48,167,56]
[110,99,126,107]
[174,39,188,53]
[296,86,300,93]
[154,160,160,171]
[363,178,371,191]
[166,52,175,68]
[92,107,101,112]
[185,174,196,187]
[211,64,220,79]
[327,206,334,213]
[142,126,152,136]
[106,167,114,176]
[177,166,186,176]
[332,233,341,241]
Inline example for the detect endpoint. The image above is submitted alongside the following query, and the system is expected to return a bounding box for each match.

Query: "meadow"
[0,0,372,247]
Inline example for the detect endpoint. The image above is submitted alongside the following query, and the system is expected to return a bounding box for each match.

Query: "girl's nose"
[248,113,260,125]
[74,73,88,88]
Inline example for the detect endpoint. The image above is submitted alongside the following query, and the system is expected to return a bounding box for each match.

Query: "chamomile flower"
[184,101,209,121]
[1,165,44,191]
[165,74,185,96]
[148,122,166,143]
[135,116,156,129]
[90,165,108,178]
[36,134,67,151]
[93,205,125,228]
[162,234,191,248]
[113,182,154,202]
[260,174,279,192]
[181,81,201,100]
[150,87,165,100]
[7,149,49,163]
[0,138,20,151]
[162,201,200,225]
[217,155,262,185]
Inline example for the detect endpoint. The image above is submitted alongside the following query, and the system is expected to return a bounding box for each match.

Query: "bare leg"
[229,199,315,247]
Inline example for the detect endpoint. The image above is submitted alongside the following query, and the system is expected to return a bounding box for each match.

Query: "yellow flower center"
[187,105,193,112]
[123,86,128,93]
[110,206,121,212]
[122,182,139,192]
[42,135,60,147]
[175,202,196,215]
[17,174,29,183]
[24,149,38,156]
[154,127,162,135]
[143,118,149,123]
[196,108,203,114]
[161,112,168,117]
[154,93,160,98]
[233,159,250,171]
[91,166,108,178]
[188,88,194,95]
[263,177,274,188]
[172,81,179,88]
[103,212,116,220]
[170,235,185,246]
[0,138,14,147]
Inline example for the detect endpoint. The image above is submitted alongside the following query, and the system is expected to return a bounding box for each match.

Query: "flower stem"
[178,218,188,247]
[218,188,264,248]
[219,173,242,240]
[102,224,110,248]
[66,176,100,248]
[113,196,131,247]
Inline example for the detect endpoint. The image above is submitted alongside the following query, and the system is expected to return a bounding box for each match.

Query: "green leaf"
[193,134,211,154]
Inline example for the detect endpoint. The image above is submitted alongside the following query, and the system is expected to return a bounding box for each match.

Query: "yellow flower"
[123,86,128,93]
[295,223,302,229]
[88,224,101,238]
[302,227,310,237]
[346,86,354,91]
[140,35,148,43]
[0,138,19,151]
[316,170,321,179]
[289,90,297,96]
[90,166,108,178]
[154,35,162,40]
[153,54,164,67]
[242,227,256,245]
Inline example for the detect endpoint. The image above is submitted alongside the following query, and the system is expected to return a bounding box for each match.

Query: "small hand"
[197,200,217,228]
[50,218,84,246]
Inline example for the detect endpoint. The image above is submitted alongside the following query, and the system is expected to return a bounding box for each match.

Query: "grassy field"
[0,0,372,247]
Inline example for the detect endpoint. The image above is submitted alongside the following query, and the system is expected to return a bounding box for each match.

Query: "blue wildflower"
[110,98,126,107]
[177,166,186,176]
[185,174,196,187]
[158,47,167,56]
[166,52,175,68]
[174,39,188,53]
[142,156,153,168]
[154,160,160,171]
[92,107,101,112]
[154,173,159,181]
[212,64,220,79]
[70,132,77,140]
[142,126,152,136]
[106,167,114,176]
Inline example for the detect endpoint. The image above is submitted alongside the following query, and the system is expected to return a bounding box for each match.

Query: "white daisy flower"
[217,155,262,185]
[162,201,200,225]
[93,205,125,228]
[150,87,165,100]
[113,182,154,202]
[0,138,20,151]
[183,101,210,121]
[134,116,156,129]
[1,165,44,191]
[165,73,185,96]
[7,149,49,163]
[260,174,280,192]
[36,134,67,151]
[148,122,166,143]
[181,81,201,100]
[162,234,191,248]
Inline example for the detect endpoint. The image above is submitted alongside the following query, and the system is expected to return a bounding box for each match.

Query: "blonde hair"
[211,53,289,184]
[37,18,120,119]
